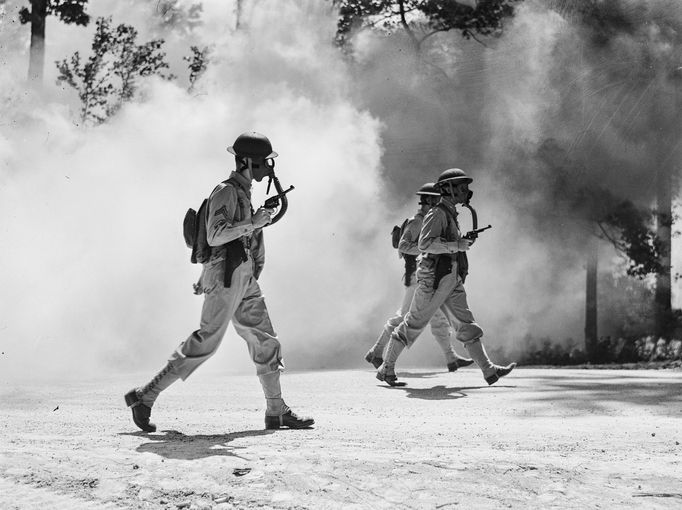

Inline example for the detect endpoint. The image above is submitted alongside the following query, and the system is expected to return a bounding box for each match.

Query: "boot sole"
[486,363,517,386]
[448,359,475,372]
[376,372,406,387]
[124,390,157,433]
[265,417,315,430]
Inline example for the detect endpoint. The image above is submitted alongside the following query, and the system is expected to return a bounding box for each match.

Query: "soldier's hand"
[252,208,273,228]
[448,239,472,252]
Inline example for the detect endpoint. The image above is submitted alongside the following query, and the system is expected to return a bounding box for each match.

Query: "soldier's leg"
[232,275,314,429]
[440,276,515,385]
[365,284,417,367]
[125,261,246,431]
[378,276,452,384]
[428,309,474,371]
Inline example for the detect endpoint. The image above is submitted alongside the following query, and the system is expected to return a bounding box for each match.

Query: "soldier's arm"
[206,186,256,246]
[398,217,421,256]
[251,229,265,279]
[418,208,461,255]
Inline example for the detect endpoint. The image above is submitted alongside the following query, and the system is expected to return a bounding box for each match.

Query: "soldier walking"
[125,132,314,432]
[365,183,474,373]
[377,169,516,387]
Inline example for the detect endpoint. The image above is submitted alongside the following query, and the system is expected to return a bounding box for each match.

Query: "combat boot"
[124,390,156,433]
[265,408,315,429]
[465,339,517,385]
[376,336,407,386]
[364,350,383,369]
[485,363,517,385]
[375,370,406,387]
[125,361,179,432]
[447,356,475,372]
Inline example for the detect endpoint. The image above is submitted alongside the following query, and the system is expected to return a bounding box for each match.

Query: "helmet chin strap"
[445,182,456,200]
[236,157,253,180]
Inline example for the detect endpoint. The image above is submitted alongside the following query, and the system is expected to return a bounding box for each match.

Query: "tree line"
[14,0,680,363]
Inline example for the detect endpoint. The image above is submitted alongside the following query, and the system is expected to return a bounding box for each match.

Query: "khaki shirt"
[205,171,265,272]
[418,199,462,255]
[398,211,424,257]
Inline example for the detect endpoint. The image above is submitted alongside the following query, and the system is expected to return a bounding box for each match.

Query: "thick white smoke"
[3,0,679,382]
[0,0,402,381]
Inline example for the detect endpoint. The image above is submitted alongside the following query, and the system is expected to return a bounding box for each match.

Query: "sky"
[0,0,679,382]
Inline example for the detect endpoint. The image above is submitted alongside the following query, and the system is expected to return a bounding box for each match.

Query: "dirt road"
[1,367,681,509]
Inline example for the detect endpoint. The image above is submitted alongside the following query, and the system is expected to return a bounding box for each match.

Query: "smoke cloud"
[0,0,400,381]
[343,0,681,355]
[1,0,680,382]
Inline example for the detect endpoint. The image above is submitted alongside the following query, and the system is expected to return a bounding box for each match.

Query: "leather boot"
[124,361,179,432]
[446,356,475,372]
[465,339,516,385]
[376,336,406,386]
[435,334,473,371]
[259,371,314,429]
[124,390,156,433]
[365,329,390,368]
[364,350,383,369]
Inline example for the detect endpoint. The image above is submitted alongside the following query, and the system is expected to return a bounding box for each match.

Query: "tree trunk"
[654,160,672,339]
[28,0,47,86]
[585,237,598,361]
[235,0,243,30]
[654,72,675,339]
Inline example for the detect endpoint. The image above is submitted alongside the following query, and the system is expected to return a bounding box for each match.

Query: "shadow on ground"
[517,371,682,413]
[397,371,445,379]
[118,429,275,460]
[396,385,487,400]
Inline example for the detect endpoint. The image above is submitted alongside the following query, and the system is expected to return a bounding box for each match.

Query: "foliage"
[152,0,202,35]
[19,0,89,26]
[184,45,210,92]
[55,16,172,125]
[494,334,682,367]
[600,202,662,278]
[535,138,662,279]
[332,0,522,50]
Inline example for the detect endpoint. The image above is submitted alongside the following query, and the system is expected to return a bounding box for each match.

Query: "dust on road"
[1,368,681,509]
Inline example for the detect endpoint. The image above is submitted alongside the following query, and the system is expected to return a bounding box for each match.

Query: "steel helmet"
[227,131,278,159]
[436,168,472,187]
[416,182,440,196]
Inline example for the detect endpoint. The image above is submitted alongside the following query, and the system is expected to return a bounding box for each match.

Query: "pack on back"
[391,218,409,250]
[183,198,211,264]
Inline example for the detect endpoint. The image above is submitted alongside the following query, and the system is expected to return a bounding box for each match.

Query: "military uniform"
[366,209,471,370]
[126,133,313,431]
[378,194,515,386]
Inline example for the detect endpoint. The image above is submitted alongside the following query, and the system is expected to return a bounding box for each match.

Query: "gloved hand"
[448,239,472,252]
[252,208,273,228]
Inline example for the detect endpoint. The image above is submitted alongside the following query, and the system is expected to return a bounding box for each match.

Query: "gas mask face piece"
[248,157,272,182]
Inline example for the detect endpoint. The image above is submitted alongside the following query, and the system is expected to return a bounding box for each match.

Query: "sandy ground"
[1,367,681,509]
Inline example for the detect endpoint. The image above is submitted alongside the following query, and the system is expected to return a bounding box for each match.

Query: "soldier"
[376,168,516,387]
[125,132,314,432]
[364,183,474,372]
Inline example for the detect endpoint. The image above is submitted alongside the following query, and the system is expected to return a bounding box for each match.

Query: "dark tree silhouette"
[19,0,90,84]
[332,0,521,53]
